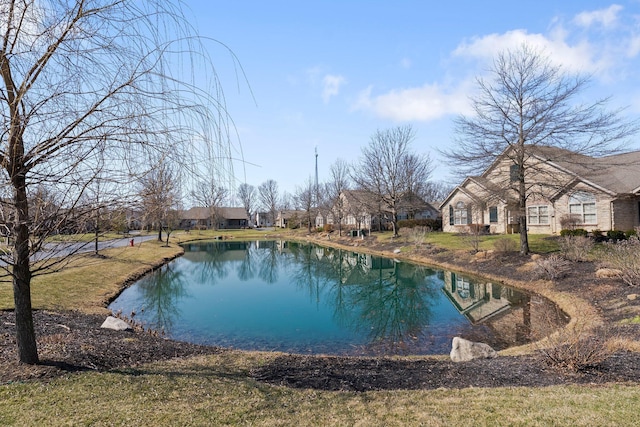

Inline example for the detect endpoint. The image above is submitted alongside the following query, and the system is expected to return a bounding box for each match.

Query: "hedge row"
[398,218,442,231]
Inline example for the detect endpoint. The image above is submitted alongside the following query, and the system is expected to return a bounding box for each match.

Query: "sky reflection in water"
[109,240,565,356]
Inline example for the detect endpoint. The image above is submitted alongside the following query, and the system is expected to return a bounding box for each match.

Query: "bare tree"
[443,44,637,254]
[258,179,279,227]
[190,179,228,230]
[326,158,351,236]
[0,1,241,363]
[423,180,455,203]
[352,125,433,237]
[237,183,256,226]
[139,160,181,242]
[279,191,293,211]
[295,178,315,232]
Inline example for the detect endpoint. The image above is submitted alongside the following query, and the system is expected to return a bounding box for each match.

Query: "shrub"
[625,229,638,239]
[591,229,606,242]
[559,214,581,230]
[560,228,588,237]
[406,226,431,249]
[538,324,619,372]
[398,218,442,231]
[559,235,594,262]
[323,224,333,233]
[493,237,517,253]
[606,229,626,241]
[533,254,570,280]
[600,236,640,286]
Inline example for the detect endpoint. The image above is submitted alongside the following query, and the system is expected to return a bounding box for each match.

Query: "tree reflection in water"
[287,242,441,354]
[110,240,566,356]
[136,263,188,333]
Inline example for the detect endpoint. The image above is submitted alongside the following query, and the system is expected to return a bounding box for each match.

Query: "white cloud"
[573,4,623,29]
[352,81,474,122]
[322,74,346,103]
[452,29,599,74]
[353,4,640,122]
[400,57,412,69]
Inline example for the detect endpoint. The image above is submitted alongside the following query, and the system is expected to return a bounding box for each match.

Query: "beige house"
[441,146,640,234]
[318,190,441,232]
[275,210,306,228]
[180,207,249,230]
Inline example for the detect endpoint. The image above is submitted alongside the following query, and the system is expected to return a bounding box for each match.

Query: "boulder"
[450,337,497,362]
[100,316,132,331]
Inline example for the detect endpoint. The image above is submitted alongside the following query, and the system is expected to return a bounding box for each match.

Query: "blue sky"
[185,1,640,199]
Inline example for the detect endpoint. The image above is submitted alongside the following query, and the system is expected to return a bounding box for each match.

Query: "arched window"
[569,192,596,224]
[454,201,468,225]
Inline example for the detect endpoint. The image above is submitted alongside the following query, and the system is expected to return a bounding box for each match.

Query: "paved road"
[38,235,158,259]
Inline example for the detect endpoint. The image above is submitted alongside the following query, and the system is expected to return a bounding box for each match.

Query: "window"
[510,164,521,182]
[449,205,454,226]
[527,205,549,225]
[454,201,468,225]
[489,206,498,223]
[569,192,596,224]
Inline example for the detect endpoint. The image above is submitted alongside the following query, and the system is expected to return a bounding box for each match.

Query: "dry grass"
[1,353,640,427]
[0,240,183,314]
[1,231,639,426]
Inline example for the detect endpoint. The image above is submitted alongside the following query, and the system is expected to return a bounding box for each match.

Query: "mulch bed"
[2,239,640,391]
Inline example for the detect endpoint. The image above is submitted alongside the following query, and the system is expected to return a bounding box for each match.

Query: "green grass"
[375,230,560,254]
[1,229,638,426]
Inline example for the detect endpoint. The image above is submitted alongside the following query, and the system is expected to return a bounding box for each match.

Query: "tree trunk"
[12,174,39,364]
[518,180,530,255]
[157,224,163,242]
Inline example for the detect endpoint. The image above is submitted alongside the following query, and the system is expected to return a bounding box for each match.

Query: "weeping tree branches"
[0,0,243,363]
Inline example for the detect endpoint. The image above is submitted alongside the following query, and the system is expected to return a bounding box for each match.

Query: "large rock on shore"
[100,316,132,331]
[450,337,497,362]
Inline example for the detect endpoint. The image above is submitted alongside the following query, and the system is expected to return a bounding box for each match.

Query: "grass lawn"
[0,229,638,426]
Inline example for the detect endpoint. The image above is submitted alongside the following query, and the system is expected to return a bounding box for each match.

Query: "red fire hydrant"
[130,239,134,247]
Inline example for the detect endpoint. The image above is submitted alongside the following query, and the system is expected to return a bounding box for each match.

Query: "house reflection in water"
[442,272,563,347]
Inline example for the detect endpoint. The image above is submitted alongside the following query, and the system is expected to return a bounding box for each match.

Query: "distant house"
[255,211,273,228]
[180,206,249,230]
[217,207,250,229]
[275,210,306,228]
[441,146,640,234]
[323,190,441,232]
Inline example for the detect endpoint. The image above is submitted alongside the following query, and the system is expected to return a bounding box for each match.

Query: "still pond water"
[109,240,566,356]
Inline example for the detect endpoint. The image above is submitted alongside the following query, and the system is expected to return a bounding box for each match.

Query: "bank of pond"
[109,240,567,356]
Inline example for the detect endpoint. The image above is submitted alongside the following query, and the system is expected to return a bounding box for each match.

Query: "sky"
[183,0,640,200]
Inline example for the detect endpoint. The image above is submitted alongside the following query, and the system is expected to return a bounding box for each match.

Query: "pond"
[108,240,567,356]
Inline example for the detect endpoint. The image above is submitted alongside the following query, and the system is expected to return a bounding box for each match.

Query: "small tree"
[237,183,256,226]
[258,179,279,227]
[190,179,228,230]
[295,178,316,232]
[139,160,181,242]
[352,125,433,237]
[326,159,351,236]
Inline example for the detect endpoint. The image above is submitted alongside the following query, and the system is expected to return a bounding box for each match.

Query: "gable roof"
[181,206,248,221]
[530,146,640,195]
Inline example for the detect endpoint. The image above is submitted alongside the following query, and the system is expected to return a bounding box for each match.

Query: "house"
[180,206,249,230]
[255,211,273,228]
[325,190,379,231]
[441,146,640,234]
[322,190,441,232]
[275,210,306,228]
